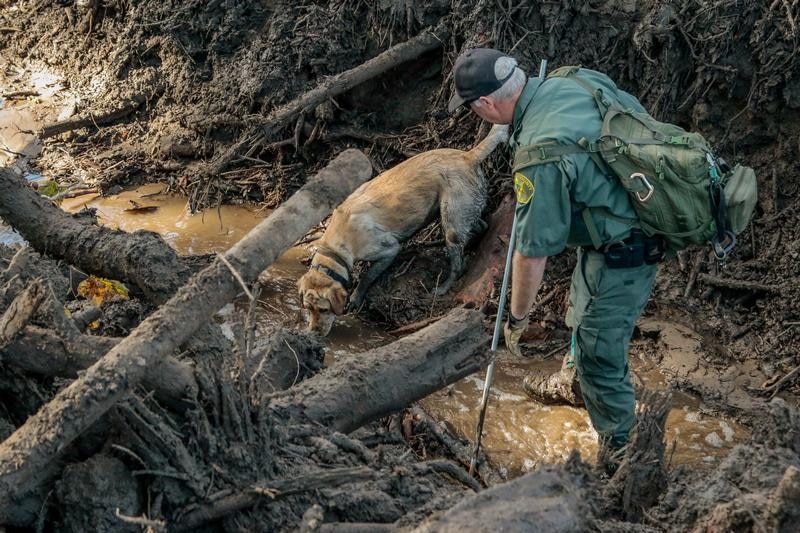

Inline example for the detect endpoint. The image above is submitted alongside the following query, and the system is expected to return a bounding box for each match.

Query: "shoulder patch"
[513,172,535,204]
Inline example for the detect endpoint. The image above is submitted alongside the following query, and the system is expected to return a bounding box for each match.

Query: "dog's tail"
[464,124,510,166]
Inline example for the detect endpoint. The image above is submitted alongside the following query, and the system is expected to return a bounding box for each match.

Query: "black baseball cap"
[447,48,518,113]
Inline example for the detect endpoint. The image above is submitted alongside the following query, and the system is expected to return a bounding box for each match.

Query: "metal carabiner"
[712,230,737,261]
[630,172,655,203]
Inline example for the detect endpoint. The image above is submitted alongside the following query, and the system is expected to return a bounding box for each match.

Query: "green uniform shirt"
[509,70,645,257]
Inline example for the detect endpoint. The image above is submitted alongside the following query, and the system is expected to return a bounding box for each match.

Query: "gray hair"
[472,60,527,109]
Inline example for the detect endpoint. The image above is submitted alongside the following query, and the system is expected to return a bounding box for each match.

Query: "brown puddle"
[56,185,748,475]
[420,352,749,477]
[61,184,266,255]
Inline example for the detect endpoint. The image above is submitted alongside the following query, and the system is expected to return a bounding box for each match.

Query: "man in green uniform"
[448,48,661,449]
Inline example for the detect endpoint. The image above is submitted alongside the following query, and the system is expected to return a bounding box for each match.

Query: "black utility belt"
[592,230,664,269]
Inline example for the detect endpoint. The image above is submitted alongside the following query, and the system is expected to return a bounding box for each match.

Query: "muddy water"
[56,186,748,474]
[62,184,267,255]
[421,353,749,477]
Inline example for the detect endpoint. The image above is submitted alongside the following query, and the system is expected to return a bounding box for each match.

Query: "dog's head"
[297,267,348,336]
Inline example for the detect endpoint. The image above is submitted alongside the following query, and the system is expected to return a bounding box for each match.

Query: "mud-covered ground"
[2,0,800,531]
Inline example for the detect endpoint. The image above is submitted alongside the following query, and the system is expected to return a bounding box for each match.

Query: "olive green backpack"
[515,66,758,259]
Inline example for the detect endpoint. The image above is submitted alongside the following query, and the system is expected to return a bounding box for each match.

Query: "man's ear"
[329,286,348,315]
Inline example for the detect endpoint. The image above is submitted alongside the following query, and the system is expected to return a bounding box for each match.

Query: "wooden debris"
[0,149,373,519]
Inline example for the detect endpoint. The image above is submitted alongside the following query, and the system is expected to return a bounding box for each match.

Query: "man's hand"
[503,313,529,357]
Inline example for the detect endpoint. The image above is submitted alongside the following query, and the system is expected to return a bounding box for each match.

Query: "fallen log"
[0,149,373,519]
[204,22,450,177]
[409,465,591,533]
[1,326,195,410]
[38,96,143,139]
[268,307,489,434]
[0,167,190,304]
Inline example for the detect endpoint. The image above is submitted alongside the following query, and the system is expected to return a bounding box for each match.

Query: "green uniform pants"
[565,248,657,448]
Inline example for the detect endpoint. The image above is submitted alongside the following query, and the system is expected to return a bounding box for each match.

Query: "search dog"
[298,124,509,335]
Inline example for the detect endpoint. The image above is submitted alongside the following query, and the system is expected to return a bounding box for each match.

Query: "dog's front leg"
[349,253,398,310]
[434,242,464,296]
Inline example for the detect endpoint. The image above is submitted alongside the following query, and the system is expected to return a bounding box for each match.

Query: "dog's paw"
[347,291,366,312]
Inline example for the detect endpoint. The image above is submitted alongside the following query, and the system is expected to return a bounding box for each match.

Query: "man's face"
[470,96,514,125]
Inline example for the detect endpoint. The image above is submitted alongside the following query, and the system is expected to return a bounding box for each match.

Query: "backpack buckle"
[631,172,655,202]
[539,146,548,160]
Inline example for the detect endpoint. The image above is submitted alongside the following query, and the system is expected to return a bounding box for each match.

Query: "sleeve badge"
[513,172,535,204]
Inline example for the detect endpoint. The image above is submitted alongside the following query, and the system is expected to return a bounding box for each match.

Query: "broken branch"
[697,273,781,293]
[38,97,143,139]
[0,279,45,351]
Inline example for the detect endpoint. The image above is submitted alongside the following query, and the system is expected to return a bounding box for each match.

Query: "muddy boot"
[596,437,626,477]
[523,356,584,407]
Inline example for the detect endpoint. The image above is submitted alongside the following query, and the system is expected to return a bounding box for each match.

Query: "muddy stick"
[0,149,373,520]
[169,466,377,532]
[411,459,482,492]
[205,23,450,177]
[317,523,395,533]
[697,273,781,293]
[0,279,45,350]
[268,308,489,433]
[38,97,142,139]
[684,250,705,298]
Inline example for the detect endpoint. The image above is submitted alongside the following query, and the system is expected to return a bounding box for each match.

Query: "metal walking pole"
[469,58,548,477]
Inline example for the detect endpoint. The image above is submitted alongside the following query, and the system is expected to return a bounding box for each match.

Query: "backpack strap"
[581,208,604,250]
[512,138,606,173]
[562,71,612,117]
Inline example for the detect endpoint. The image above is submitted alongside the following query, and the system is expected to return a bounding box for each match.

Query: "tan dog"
[298,124,509,335]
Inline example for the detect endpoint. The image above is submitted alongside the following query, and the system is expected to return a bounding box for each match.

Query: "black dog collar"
[311,263,351,291]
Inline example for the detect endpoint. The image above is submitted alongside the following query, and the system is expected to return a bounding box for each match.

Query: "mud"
[55,455,141,533]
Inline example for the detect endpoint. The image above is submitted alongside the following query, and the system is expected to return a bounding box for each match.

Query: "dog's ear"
[328,285,348,316]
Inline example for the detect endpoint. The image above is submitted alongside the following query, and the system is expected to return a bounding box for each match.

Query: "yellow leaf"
[77,276,129,307]
[37,180,60,197]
